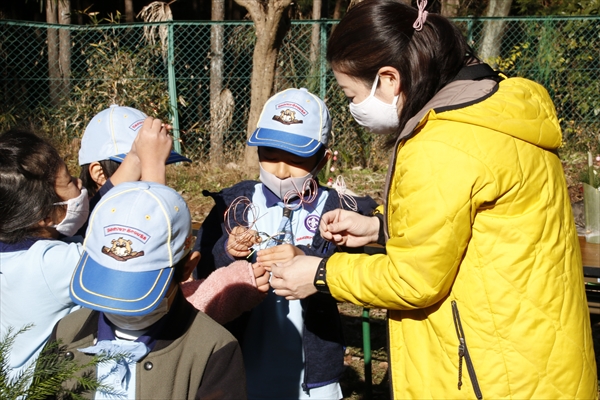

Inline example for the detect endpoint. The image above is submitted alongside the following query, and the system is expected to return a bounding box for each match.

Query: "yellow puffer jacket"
[327,74,597,399]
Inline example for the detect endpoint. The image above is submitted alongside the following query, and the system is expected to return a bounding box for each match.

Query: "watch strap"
[313,257,330,294]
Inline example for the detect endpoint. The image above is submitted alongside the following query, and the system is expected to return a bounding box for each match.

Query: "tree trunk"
[333,0,344,19]
[441,0,459,17]
[58,0,71,103]
[308,0,322,91]
[310,0,322,64]
[479,0,513,67]
[210,0,226,164]
[124,0,135,22]
[46,0,60,106]
[234,0,293,170]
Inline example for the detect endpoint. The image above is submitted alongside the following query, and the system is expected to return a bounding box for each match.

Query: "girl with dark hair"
[0,119,172,387]
[0,129,89,385]
[270,0,597,398]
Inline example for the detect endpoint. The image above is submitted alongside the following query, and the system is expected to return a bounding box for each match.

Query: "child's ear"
[315,149,332,173]
[181,251,200,282]
[37,216,54,228]
[34,216,59,238]
[88,162,107,187]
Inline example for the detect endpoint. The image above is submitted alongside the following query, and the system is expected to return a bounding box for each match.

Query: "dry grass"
[165,161,256,224]
[165,161,388,223]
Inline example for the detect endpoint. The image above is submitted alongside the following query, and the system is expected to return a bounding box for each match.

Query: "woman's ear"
[315,149,332,173]
[377,66,402,99]
[88,162,107,187]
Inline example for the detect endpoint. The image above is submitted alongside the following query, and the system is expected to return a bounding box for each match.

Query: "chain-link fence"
[1,17,599,167]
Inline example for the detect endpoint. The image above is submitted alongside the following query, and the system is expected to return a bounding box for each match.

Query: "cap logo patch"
[105,224,150,243]
[276,101,308,116]
[129,119,145,131]
[102,237,145,261]
[273,109,303,125]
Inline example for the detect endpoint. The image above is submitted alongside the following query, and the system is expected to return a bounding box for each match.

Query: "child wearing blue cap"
[0,120,171,390]
[190,88,377,399]
[46,181,247,399]
[76,105,192,236]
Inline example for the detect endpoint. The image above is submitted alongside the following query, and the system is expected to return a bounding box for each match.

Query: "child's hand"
[136,117,172,183]
[227,226,261,258]
[252,263,270,293]
[256,244,304,267]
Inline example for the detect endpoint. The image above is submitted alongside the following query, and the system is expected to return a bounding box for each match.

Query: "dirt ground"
[338,304,390,400]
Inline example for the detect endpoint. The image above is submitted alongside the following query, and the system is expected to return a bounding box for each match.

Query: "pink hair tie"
[413,0,428,31]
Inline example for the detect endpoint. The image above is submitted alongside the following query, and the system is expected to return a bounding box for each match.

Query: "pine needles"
[0,326,123,400]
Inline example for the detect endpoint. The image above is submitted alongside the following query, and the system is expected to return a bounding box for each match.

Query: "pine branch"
[0,326,123,400]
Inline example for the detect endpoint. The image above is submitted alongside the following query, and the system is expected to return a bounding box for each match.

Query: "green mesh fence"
[1,17,599,166]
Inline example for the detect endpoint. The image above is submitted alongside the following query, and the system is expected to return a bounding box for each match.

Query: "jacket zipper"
[451,300,483,399]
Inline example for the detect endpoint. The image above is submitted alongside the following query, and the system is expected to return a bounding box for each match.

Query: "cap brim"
[70,251,174,316]
[247,128,322,157]
[110,151,192,164]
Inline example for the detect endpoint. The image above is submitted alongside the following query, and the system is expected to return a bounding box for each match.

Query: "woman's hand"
[269,255,321,300]
[320,209,381,247]
[256,244,304,267]
[227,226,261,258]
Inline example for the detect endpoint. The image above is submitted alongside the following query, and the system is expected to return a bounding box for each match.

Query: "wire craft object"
[224,176,357,251]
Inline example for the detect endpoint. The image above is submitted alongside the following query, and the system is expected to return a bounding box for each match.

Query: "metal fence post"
[167,22,182,154]
[319,20,327,100]
[362,307,373,399]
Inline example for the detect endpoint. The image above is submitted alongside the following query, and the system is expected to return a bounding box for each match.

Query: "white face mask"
[52,188,90,236]
[259,164,314,201]
[105,290,172,331]
[349,75,400,135]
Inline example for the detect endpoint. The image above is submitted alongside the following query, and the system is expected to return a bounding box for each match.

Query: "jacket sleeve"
[195,341,247,400]
[181,260,265,324]
[326,138,498,310]
[194,182,260,277]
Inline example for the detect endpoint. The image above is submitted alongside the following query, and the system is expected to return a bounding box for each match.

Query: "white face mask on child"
[52,188,89,236]
[259,164,314,201]
[349,75,400,135]
[105,297,170,331]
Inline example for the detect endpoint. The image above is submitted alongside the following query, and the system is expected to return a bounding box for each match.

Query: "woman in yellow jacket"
[270,0,597,398]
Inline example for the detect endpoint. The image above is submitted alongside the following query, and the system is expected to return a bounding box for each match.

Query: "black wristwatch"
[373,212,386,245]
[313,257,330,294]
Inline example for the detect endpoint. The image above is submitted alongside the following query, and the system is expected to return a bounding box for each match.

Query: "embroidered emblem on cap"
[102,237,145,261]
[273,109,303,125]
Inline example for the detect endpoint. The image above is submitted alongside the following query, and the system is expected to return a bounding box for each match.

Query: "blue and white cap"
[78,104,191,165]
[247,88,331,157]
[70,181,193,316]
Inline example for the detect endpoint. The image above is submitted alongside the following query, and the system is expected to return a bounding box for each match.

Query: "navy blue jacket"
[193,180,377,391]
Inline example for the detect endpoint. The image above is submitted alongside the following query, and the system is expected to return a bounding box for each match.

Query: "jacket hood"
[399,76,562,150]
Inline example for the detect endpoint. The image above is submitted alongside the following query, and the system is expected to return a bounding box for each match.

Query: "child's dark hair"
[327,0,476,145]
[0,130,64,243]
[79,159,120,197]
